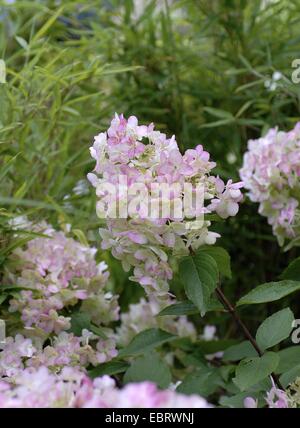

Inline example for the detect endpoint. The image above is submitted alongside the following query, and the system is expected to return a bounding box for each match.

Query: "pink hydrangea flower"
[4,222,119,335]
[0,367,212,408]
[0,332,118,380]
[0,335,36,378]
[240,123,300,248]
[88,114,243,296]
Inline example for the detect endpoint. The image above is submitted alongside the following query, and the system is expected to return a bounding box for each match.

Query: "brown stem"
[215,286,284,391]
[188,247,283,390]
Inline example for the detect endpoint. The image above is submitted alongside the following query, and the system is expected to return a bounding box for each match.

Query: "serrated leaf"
[177,367,221,397]
[124,352,171,389]
[256,308,294,351]
[233,352,279,391]
[179,252,218,316]
[237,281,300,306]
[223,341,258,362]
[198,246,232,279]
[118,328,176,358]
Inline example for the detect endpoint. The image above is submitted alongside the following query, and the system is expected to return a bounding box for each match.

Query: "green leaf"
[200,118,235,128]
[234,352,280,391]
[157,299,223,317]
[237,281,300,306]
[124,352,171,389]
[276,347,300,374]
[223,341,259,362]
[177,367,221,397]
[0,294,8,305]
[195,339,237,355]
[280,365,300,388]
[256,308,294,351]
[203,107,234,120]
[157,300,198,316]
[118,328,176,358]
[281,258,300,281]
[32,7,64,42]
[198,246,232,279]
[179,252,218,316]
[70,313,107,339]
[70,312,91,336]
[88,361,129,379]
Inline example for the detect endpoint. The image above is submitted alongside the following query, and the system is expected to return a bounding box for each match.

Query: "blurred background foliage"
[1,0,300,335]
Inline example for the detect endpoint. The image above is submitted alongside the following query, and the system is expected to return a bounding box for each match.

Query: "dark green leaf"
[276,347,300,374]
[237,281,300,306]
[179,252,218,316]
[281,258,300,281]
[198,246,232,279]
[70,312,91,336]
[157,299,223,317]
[177,367,221,397]
[0,294,8,305]
[124,352,171,389]
[280,365,300,388]
[157,300,198,316]
[223,341,258,362]
[256,308,294,351]
[234,352,279,391]
[118,328,176,358]
[196,339,238,355]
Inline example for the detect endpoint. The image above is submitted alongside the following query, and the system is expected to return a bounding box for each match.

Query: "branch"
[215,285,284,390]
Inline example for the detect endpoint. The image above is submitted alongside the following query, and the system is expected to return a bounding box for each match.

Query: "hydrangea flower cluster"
[0,335,35,378]
[0,333,117,379]
[88,114,243,296]
[0,366,211,408]
[240,123,300,248]
[115,297,196,347]
[4,222,119,334]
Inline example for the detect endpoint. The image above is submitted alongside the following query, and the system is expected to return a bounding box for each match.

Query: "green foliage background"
[1,0,300,337]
